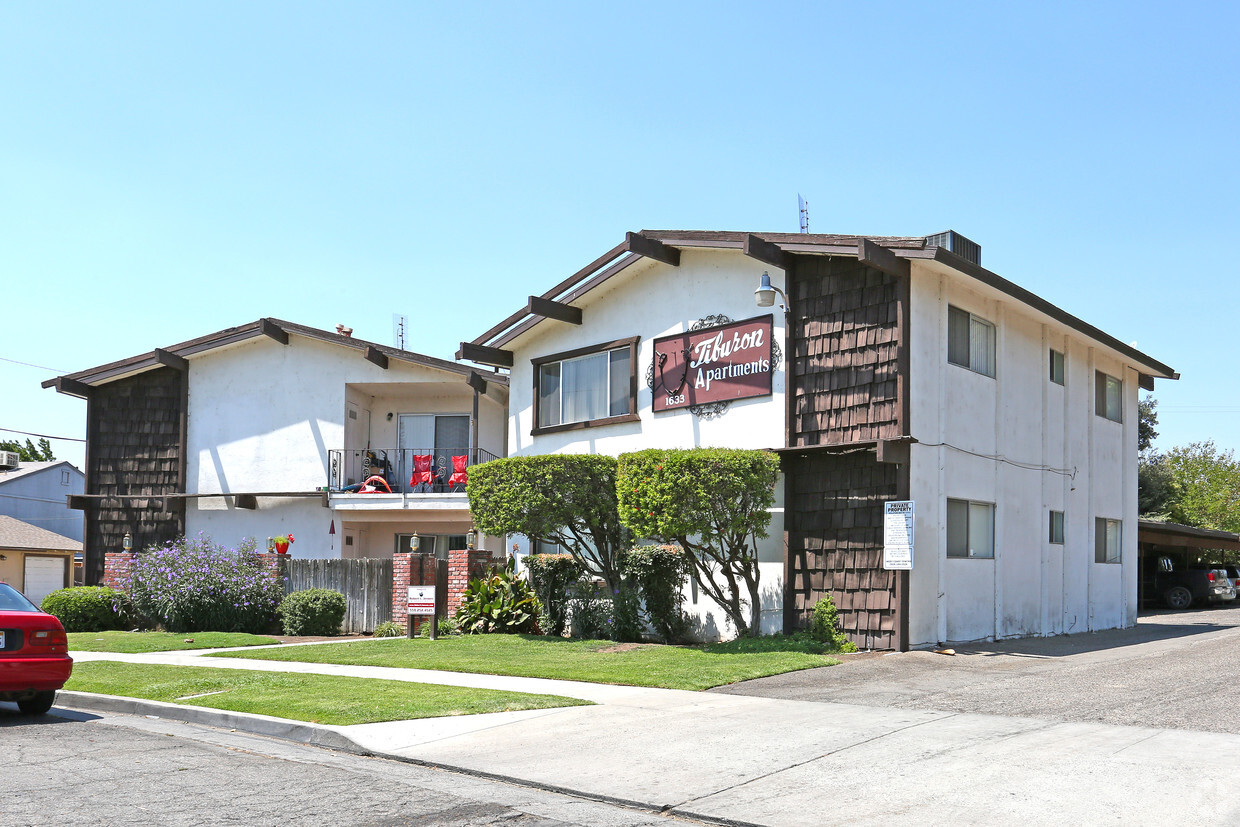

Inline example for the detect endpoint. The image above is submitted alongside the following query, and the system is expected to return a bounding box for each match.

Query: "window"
[1049,349,1065,386]
[1049,510,1064,544]
[948,305,996,377]
[60,470,71,486]
[947,499,995,558]
[395,533,469,561]
[533,338,639,433]
[1095,371,1122,422]
[1095,518,1121,563]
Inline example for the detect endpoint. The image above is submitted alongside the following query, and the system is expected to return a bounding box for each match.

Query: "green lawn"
[210,634,842,691]
[64,661,589,725]
[68,631,280,653]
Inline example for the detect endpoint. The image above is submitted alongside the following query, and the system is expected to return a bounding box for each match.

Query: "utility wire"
[917,441,1077,479]
[0,427,86,443]
[0,355,66,372]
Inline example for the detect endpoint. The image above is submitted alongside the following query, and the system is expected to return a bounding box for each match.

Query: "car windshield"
[0,583,41,612]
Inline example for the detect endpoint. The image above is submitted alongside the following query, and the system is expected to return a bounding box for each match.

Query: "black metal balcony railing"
[328,447,498,494]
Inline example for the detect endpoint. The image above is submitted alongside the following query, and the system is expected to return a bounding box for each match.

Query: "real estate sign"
[407,586,436,616]
[651,314,774,412]
[883,500,914,570]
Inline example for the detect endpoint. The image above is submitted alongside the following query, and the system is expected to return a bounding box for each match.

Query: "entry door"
[399,414,470,481]
[24,556,67,606]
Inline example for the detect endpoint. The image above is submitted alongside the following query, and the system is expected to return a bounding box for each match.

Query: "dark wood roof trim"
[857,239,910,278]
[643,229,928,248]
[42,376,93,397]
[153,348,188,371]
[743,233,791,271]
[1139,373,1155,391]
[909,247,1178,379]
[624,231,681,266]
[527,296,583,325]
[43,317,503,391]
[261,318,290,344]
[70,491,325,501]
[467,371,488,395]
[363,346,389,369]
[456,342,514,368]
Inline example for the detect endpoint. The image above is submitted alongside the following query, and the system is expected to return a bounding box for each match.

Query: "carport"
[1138,519,1240,609]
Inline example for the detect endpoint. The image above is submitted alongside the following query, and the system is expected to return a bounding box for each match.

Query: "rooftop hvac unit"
[0,451,19,470]
[925,230,981,266]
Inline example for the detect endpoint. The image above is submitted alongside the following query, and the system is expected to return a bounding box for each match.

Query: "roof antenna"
[392,313,408,350]
[798,193,809,234]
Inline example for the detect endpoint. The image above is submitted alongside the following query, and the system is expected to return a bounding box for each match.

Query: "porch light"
[754,271,789,313]
[266,537,274,553]
[467,530,476,551]
[409,534,420,553]
[122,532,133,553]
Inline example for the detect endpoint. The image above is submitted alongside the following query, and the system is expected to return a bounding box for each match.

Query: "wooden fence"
[281,557,393,634]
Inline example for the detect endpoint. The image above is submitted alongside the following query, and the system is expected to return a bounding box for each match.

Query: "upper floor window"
[1049,510,1064,544]
[1049,349,1065,386]
[533,337,639,434]
[948,305,996,377]
[1095,371,1122,422]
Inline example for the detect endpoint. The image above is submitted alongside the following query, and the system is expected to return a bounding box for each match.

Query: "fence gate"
[282,558,393,634]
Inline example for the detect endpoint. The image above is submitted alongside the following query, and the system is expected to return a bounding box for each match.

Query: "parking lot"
[716,604,1240,733]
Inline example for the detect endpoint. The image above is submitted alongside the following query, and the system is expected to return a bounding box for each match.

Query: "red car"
[0,581,73,714]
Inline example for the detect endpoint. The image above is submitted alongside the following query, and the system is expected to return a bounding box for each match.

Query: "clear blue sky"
[2,1,1237,470]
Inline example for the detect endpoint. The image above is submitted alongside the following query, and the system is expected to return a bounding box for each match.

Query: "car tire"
[17,691,56,715]
[1163,586,1193,610]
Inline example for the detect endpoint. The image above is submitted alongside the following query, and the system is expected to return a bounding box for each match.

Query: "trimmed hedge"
[40,587,132,632]
[277,589,346,636]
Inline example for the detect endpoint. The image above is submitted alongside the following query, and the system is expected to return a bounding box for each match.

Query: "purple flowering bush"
[122,534,283,633]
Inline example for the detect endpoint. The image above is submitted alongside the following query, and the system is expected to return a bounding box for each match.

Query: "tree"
[616,448,780,637]
[1162,441,1240,533]
[1138,395,1159,455]
[466,455,626,590]
[0,437,55,462]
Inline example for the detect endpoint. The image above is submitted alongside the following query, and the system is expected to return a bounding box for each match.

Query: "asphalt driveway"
[714,605,1240,733]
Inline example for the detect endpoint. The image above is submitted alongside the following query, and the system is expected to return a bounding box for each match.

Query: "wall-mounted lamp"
[754,271,790,314]
[122,532,133,553]
[0,554,7,561]
[386,412,393,421]
[266,537,274,553]
[409,534,421,553]
[467,529,476,551]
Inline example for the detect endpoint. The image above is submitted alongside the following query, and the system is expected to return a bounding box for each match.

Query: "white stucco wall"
[0,463,85,542]
[506,248,788,639]
[184,333,503,558]
[907,261,1140,646]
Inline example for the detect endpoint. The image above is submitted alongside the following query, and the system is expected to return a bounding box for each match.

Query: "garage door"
[23,556,67,607]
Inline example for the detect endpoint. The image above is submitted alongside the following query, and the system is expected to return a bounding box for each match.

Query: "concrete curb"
[55,692,760,827]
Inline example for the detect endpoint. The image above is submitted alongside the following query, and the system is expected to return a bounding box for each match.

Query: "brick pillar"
[102,552,139,589]
[446,549,493,617]
[392,552,438,633]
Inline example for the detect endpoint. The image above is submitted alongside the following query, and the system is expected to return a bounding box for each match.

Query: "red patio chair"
[358,475,393,494]
[409,454,436,491]
[447,455,469,491]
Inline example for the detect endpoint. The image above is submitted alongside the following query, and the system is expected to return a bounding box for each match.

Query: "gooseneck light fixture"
[754,271,790,314]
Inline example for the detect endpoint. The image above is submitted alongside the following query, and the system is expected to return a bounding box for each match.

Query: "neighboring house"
[459,229,1177,649]
[44,319,508,585]
[0,515,78,606]
[0,458,85,542]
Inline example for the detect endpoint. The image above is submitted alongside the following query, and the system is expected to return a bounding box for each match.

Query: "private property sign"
[883,500,915,570]
[651,315,774,412]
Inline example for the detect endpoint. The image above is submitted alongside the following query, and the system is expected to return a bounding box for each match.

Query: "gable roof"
[0,461,83,487]
[43,317,507,396]
[0,515,81,552]
[462,229,1177,381]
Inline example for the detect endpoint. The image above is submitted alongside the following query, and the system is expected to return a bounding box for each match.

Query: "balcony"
[327,447,498,495]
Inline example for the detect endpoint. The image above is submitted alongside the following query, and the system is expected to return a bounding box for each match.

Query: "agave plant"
[455,557,542,634]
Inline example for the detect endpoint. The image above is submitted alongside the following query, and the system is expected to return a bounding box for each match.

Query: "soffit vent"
[925,230,981,266]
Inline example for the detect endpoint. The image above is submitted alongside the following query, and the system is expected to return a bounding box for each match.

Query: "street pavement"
[42,611,1240,826]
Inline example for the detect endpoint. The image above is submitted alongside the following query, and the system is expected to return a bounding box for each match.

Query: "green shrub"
[456,558,541,634]
[277,589,347,636]
[620,544,689,643]
[123,535,283,633]
[565,580,641,642]
[417,615,461,638]
[372,621,403,638]
[525,553,583,636]
[809,593,858,652]
[40,587,132,632]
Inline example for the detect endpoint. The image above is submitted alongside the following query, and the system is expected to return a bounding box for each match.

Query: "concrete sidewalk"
[63,648,1240,825]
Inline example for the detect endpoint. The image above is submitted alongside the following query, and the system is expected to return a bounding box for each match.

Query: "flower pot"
[275,541,290,554]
